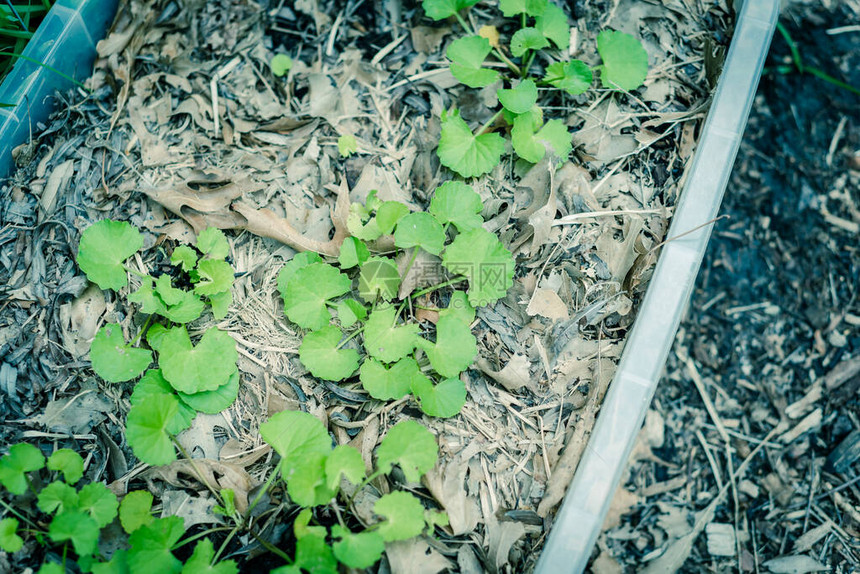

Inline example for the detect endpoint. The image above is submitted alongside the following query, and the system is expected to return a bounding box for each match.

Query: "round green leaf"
[324,445,365,490]
[271,54,293,77]
[208,290,232,320]
[374,492,426,542]
[437,109,504,178]
[159,326,237,394]
[259,410,332,479]
[283,263,351,330]
[338,134,358,158]
[417,314,477,378]
[376,420,438,482]
[37,481,79,514]
[196,228,229,259]
[421,0,480,20]
[0,518,22,553]
[126,395,180,466]
[442,227,515,307]
[364,307,419,363]
[177,370,240,414]
[358,257,401,302]
[499,0,546,17]
[498,79,538,114]
[127,516,184,574]
[47,449,84,485]
[359,357,421,400]
[50,511,100,556]
[597,30,649,91]
[277,252,323,295]
[447,36,500,88]
[411,376,467,418]
[151,275,205,324]
[439,291,476,324]
[429,181,484,233]
[0,443,45,495]
[336,299,367,328]
[510,27,549,58]
[170,245,198,272]
[77,220,143,290]
[131,369,196,434]
[338,237,370,269]
[331,526,385,569]
[78,482,119,528]
[544,60,592,96]
[299,325,360,381]
[511,116,572,163]
[376,201,410,235]
[182,538,239,574]
[194,259,233,296]
[394,212,446,255]
[535,3,570,49]
[120,490,154,534]
[90,324,152,383]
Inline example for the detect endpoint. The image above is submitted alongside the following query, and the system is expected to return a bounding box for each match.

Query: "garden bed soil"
[0,0,734,570]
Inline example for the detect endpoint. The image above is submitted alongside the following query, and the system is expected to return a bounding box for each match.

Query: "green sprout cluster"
[77,220,238,466]
[278,182,514,418]
[425,0,650,177]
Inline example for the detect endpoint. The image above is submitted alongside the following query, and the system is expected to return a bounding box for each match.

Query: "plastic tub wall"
[535,0,780,571]
[0,0,118,178]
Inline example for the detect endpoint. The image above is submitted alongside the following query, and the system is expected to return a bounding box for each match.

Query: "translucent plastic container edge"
[535,1,781,572]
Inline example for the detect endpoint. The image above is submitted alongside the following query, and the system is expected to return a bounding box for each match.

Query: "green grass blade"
[7,52,90,91]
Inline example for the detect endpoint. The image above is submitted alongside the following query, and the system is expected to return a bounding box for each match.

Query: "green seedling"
[424,0,649,177]
[337,134,358,157]
[270,53,293,77]
[773,22,860,96]
[76,221,239,466]
[260,413,443,570]
[278,182,514,418]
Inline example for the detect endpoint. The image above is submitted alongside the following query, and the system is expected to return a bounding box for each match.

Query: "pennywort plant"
[423,0,649,177]
[0,444,240,573]
[278,182,514,418]
[260,412,446,571]
[76,220,238,466]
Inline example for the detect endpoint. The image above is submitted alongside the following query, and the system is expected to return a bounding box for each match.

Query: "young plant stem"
[522,50,537,78]
[409,276,467,301]
[249,529,292,563]
[453,11,521,75]
[248,466,281,515]
[0,497,38,529]
[131,314,153,346]
[475,109,503,137]
[122,264,149,280]
[171,527,234,551]
[336,325,365,349]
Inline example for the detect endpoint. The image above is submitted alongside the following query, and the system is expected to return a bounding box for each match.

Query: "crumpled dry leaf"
[477,355,533,393]
[763,555,829,574]
[595,217,644,282]
[161,490,222,529]
[572,100,638,167]
[32,391,113,434]
[423,457,480,535]
[385,539,453,574]
[486,515,526,574]
[142,459,258,514]
[59,283,105,358]
[526,288,569,321]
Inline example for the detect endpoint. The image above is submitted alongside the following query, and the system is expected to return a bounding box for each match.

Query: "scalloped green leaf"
[411,376,467,418]
[131,369,196,434]
[544,60,592,95]
[119,490,154,534]
[499,0,546,17]
[439,291,476,324]
[0,518,22,553]
[277,252,323,295]
[511,116,572,163]
[429,181,484,232]
[376,420,438,482]
[358,257,401,302]
[259,410,332,480]
[421,0,480,20]
[442,228,515,307]
[208,290,232,320]
[338,134,358,158]
[364,307,419,363]
[282,263,351,330]
[182,538,238,574]
[510,27,549,58]
[331,526,385,569]
[177,370,240,414]
[270,54,293,77]
[49,511,99,556]
[498,79,538,114]
[126,395,180,466]
[78,482,118,528]
[194,259,233,296]
[376,201,410,235]
[597,30,649,91]
[77,220,143,291]
[374,492,426,542]
[324,445,365,490]
[37,481,78,514]
[416,314,477,378]
[394,212,446,255]
[90,324,152,383]
[170,245,198,272]
[336,299,367,328]
[127,516,184,574]
[437,109,504,179]
[535,3,570,49]
[0,443,45,495]
[47,449,84,485]
[159,327,237,394]
[359,357,421,400]
[298,325,360,381]
[447,36,500,88]
[338,237,370,269]
[197,228,229,259]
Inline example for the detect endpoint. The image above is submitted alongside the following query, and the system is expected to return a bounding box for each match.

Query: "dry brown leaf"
[423,458,480,535]
[385,539,453,574]
[526,288,569,321]
[486,516,526,574]
[142,459,258,514]
[59,283,105,358]
[161,490,222,529]
[477,355,532,392]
